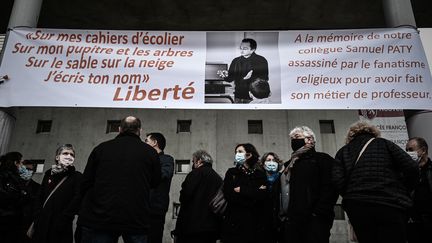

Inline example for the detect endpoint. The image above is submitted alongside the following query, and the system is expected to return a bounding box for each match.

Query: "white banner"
[0,28,431,109]
[358,110,409,149]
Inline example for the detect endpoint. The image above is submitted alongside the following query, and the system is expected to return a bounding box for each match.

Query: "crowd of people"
[1,116,431,243]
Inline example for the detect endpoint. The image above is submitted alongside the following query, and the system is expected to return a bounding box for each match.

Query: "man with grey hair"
[78,116,161,243]
[174,150,223,243]
[279,126,337,243]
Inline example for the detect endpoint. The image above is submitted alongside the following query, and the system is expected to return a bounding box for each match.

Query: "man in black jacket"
[145,132,174,243]
[78,116,161,243]
[174,150,223,243]
[280,126,338,243]
[406,137,432,243]
[218,38,269,103]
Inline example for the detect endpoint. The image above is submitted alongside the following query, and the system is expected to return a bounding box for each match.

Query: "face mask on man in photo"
[235,152,246,165]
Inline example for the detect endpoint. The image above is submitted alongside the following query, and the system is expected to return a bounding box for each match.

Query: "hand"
[243,70,253,80]
[217,70,228,78]
[234,187,240,193]
[259,185,267,190]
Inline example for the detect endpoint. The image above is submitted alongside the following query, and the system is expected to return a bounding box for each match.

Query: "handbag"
[348,220,358,242]
[209,184,227,215]
[26,176,68,239]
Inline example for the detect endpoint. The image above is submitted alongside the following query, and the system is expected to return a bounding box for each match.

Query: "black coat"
[264,172,282,243]
[32,167,82,243]
[222,166,269,243]
[333,134,419,210]
[0,170,27,227]
[78,133,161,233]
[225,52,269,99]
[22,179,41,229]
[175,163,223,236]
[149,152,174,216]
[286,150,338,222]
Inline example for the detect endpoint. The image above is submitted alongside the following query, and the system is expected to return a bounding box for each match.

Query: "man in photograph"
[218,38,269,103]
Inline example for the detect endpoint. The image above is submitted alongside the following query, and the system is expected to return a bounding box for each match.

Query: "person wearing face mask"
[406,137,432,243]
[333,122,418,243]
[0,151,29,243]
[259,152,284,243]
[279,126,338,243]
[173,150,223,243]
[31,144,82,243]
[222,143,269,243]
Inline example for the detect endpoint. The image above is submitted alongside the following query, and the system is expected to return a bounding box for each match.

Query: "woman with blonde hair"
[333,121,418,243]
[31,144,82,243]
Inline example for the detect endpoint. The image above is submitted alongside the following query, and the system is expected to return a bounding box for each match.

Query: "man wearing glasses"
[218,38,269,103]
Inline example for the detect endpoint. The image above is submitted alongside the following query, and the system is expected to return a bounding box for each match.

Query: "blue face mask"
[264,160,279,173]
[235,153,246,165]
[18,165,33,181]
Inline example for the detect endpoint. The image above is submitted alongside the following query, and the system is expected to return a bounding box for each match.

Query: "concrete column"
[405,110,432,147]
[1,0,43,154]
[382,0,416,27]
[8,0,43,29]
[382,0,431,144]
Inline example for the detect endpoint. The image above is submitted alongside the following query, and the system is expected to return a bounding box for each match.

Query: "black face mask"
[291,139,306,151]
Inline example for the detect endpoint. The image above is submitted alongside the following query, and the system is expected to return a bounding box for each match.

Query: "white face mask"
[57,150,75,167]
[407,151,419,162]
[235,153,246,165]
[264,160,279,172]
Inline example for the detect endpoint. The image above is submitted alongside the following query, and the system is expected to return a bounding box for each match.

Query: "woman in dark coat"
[0,152,29,243]
[32,144,82,243]
[222,143,269,243]
[174,150,223,243]
[259,152,284,243]
[333,121,419,243]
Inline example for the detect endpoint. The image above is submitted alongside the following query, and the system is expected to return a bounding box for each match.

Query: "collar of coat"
[116,132,141,139]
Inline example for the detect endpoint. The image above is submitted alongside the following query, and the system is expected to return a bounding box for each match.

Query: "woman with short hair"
[32,144,82,243]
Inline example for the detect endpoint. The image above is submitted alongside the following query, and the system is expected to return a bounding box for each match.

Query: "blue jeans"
[80,226,148,243]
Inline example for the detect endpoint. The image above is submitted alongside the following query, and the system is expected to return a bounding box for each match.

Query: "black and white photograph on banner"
[205,32,281,104]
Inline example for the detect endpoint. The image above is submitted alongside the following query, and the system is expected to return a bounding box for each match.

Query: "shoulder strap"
[43,176,68,208]
[355,138,375,165]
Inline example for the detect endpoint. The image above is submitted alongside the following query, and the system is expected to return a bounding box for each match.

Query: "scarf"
[267,172,280,190]
[51,163,69,175]
[283,143,314,176]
